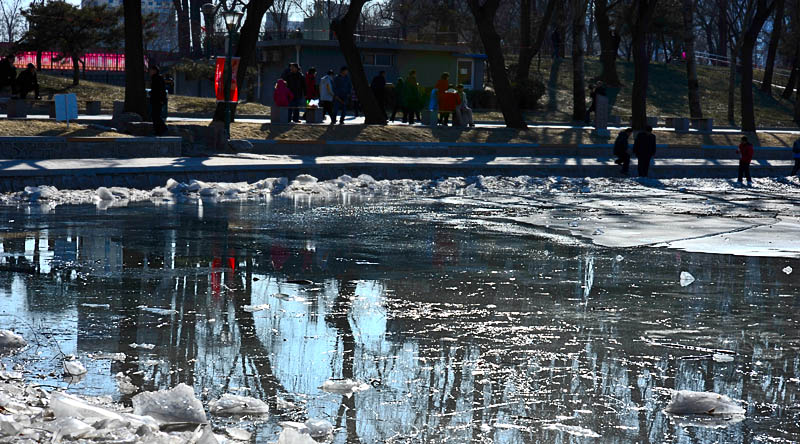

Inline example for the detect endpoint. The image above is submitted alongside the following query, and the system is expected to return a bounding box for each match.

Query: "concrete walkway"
[0,154,795,192]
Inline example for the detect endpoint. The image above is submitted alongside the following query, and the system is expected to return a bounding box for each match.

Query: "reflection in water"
[0,198,798,443]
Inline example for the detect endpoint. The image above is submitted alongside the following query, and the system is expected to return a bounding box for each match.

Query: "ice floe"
[208,393,269,416]
[665,390,745,415]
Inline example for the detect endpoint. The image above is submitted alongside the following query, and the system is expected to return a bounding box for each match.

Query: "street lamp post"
[221,9,243,139]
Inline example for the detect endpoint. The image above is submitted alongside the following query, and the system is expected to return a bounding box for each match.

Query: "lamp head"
[222,9,243,32]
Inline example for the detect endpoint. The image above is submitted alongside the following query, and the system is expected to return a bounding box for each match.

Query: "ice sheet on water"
[320,379,371,397]
[243,304,270,313]
[138,305,178,316]
[712,353,735,363]
[664,390,746,415]
[0,330,26,351]
[543,423,601,438]
[783,266,793,275]
[208,393,269,416]
[131,383,207,425]
[680,271,695,287]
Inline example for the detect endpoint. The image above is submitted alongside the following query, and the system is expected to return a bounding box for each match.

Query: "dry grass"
[0,120,127,137]
[168,121,798,147]
[38,74,269,115]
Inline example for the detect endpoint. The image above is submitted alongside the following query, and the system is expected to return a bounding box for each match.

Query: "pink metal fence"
[13,51,126,71]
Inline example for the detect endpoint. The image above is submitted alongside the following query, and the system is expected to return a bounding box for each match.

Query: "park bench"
[305,106,324,123]
[271,106,326,124]
[85,100,102,115]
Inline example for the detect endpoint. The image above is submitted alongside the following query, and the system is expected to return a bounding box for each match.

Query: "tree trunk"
[468,0,526,129]
[794,80,800,124]
[330,0,386,124]
[173,0,191,56]
[682,0,702,117]
[516,0,558,83]
[36,51,42,71]
[190,0,203,56]
[595,0,621,86]
[760,0,784,94]
[72,55,80,85]
[783,49,799,99]
[123,0,147,117]
[212,0,275,122]
[740,0,776,132]
[631,0,656,130]
[727,44,736,124]
[585,1,595,56]
[717,0,727,61]
[572,0,588,122]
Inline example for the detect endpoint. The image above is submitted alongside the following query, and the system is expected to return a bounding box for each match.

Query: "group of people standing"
[0,55,41,100]
[273,64,474,127]
[274,63,353,125]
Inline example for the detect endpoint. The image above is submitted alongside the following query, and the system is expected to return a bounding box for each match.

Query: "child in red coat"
[273,79,293,107]
[737,136,754,186]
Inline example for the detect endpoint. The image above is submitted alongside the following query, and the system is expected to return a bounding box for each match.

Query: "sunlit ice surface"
[0,192,798,443]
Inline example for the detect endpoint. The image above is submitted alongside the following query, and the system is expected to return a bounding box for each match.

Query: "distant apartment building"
[81,0,177,52]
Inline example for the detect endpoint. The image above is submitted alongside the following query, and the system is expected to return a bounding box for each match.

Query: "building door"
[457,59,474,89]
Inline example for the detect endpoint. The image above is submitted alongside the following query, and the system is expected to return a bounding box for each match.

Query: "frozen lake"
[0,184,799,443]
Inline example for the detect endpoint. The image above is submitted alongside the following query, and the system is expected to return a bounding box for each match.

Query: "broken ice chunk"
[592,228,605,235]
[320,379,371,398]
[96,187,114,201]
[243,304,270,313]
[0,413,23,437]
[783,266,793,275]
[63,358,88,376]
[304,419,333,438]
[50,392,124,422]
[129,343,156,350]
[208,394,269,416]
[226,427,251,441]
[0,330,26,351]
[115,372,138,395]
[132,383,207,425]
[49,417,94,441]
[712,353,734,363]
[679,271,695,287]
[276,398,297,411]
[664,390,745,415]
[615,255,624,262]
[568,220,580,228]
[277,427,316,444]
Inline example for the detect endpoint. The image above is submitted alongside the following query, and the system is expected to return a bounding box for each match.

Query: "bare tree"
[682,0,702,117]
[124,0,147,118]
[760,0,784,94]
[0,0,25,43]
[516,0,558,83]
[571,0,591,121]
[595,0,622,86]
[739,0,776,132]
[630,0,658,130]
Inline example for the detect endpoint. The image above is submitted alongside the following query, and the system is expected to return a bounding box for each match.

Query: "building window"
[362,53,392,66]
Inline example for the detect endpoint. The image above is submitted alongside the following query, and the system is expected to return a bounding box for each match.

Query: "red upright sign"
[214,56,240,102]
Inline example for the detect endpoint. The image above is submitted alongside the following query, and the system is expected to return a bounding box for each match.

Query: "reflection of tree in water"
[327,278,361,443]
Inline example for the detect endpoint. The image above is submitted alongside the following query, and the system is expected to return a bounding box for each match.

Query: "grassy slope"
[510,57,797,127]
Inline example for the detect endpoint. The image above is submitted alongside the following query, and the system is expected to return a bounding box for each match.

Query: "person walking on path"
[149,65,168,136]
[371,71,387,115]
[0,55,16,95]
[333,66,351,125]
[319,69,335,123]
[273,79,293,106]
[281,63,305,123]
[791,138,800,176]
[15,64,40,99]
[633,126,656,177]
[736,136,754,186]
[613,128,633,175]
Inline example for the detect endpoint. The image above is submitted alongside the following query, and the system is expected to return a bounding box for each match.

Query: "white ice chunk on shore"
[129,343,156,350]
[320,379,371,397]
[208,394,269,416]
[115,372,138,394]
[96,187,114,201]
[49,417,94,441]
[665,390,745,415]
[304,419,333,438]
[277,427,317,444]
[63,358,87,376]
[712,353,734,363]
[0,330,26,351]
[680,271,696,287]
[50,392,124,422]
[243,304,270,313]
[132,383,207,425]
[783,266,793,275]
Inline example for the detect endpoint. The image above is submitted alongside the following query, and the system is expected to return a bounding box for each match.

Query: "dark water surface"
[0,196,798,443]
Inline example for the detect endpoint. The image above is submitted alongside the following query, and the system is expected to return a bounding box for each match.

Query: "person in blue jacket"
[333,66,351,125]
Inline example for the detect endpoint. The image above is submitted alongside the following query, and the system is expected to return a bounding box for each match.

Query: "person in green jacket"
[391,77,405,122]
[403,70,422,124]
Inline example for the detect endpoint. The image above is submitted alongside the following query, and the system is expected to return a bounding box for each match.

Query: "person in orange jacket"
[434,73,451,125]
